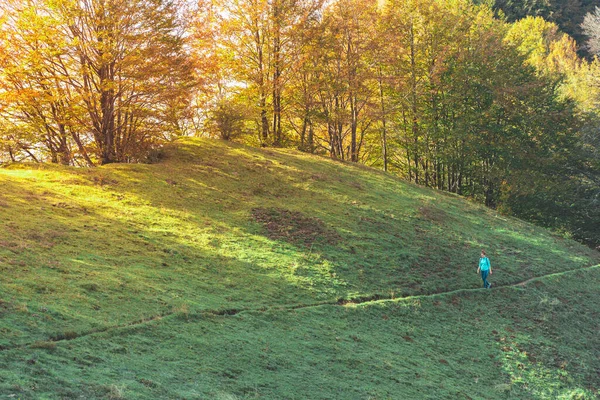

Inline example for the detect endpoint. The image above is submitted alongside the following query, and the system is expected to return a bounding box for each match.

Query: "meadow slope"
[0,138,598,399]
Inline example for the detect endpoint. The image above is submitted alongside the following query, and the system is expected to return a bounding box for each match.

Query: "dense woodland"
[492,0,598,57]
[1,0,599,246]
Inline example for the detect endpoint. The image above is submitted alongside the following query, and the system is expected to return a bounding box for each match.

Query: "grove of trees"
[0,0,195,165]
[492,0,598,58]
[1,0,599,247]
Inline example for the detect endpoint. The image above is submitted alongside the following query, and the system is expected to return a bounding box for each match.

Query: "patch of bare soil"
[251,207,341,247]
[418,205,448,223]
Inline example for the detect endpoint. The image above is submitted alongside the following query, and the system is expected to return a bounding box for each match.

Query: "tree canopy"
[1,0,599,246]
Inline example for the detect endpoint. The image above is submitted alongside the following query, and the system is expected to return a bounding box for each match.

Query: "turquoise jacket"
[479,257,491,271]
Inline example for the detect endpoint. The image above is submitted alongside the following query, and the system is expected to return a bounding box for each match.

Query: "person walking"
[477,250,492,289]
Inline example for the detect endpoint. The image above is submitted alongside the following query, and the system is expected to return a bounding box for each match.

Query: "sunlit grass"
[0,137,598,398]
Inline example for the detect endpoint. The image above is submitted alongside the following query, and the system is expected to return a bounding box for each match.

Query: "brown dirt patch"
[418,206,448,223]
[89,175,118,186]
[349,181,363,190]
[310,173,327,181]
[251,207,341,247]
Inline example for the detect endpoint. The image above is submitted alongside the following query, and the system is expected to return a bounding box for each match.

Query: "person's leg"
[481,270,489,288]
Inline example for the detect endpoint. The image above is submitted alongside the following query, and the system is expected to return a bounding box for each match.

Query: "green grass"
[1,267,598,399]
[0,138,598,398]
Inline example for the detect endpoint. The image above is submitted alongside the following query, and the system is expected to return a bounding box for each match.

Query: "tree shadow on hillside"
[0,178,339,347]
[2,141,598,325]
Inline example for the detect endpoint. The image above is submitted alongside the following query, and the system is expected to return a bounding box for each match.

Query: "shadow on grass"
[103,139,600,293]
[1,270,598,399]
[1,138,598,348]
[0,178,331,348]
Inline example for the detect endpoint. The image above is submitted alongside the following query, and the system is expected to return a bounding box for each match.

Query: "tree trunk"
[350,94,358,162]
[57,125,71,165]
[378,67,388,172]
[255,27,269,143]
[307,120,314,153]
[409,19,419,184]
[70,131,95,167]
[272,2,282,146]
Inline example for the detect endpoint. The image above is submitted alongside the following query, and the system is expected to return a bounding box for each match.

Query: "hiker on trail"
[477,250,492,289]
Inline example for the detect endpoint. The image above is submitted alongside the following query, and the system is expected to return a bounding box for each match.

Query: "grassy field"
[2,266,599,399]
[0,138,598,399]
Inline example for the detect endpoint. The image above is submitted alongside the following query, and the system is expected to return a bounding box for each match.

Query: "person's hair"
[481,250,486,256]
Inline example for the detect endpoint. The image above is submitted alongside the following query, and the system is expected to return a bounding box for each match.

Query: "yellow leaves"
[563,59,600,113]
[505,17,556,58]
[545,35,579,74]
[0,0,198,164]
[503,15,598,113]
[504,16,579,78]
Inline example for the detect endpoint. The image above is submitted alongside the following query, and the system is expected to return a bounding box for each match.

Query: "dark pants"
[481,269,490,288]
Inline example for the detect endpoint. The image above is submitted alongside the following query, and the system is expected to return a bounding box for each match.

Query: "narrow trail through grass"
[2,138,598,352]
[2,263,597,355]
[2,139,598,398]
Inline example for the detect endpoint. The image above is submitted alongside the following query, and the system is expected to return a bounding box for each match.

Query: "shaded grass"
[0,138,597,343]
[0,266,598,399]
[0,137,598,397]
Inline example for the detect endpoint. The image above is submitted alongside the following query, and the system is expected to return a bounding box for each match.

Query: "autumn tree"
[493,0,597,57]
[284,7,323,153]
[62,0,195,164]
[0,0,196,165]
[0,0,83,164]
[307,0,376,160]
[500,15,600,246]
[214,0,323,146]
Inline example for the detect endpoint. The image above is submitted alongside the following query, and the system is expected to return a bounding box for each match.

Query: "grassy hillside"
[0,138,598,399]
[2,266,599,399]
